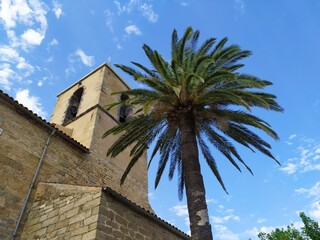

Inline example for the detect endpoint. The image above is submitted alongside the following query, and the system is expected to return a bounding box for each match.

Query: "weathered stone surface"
[21,183,101,239]
[95,191,188,240]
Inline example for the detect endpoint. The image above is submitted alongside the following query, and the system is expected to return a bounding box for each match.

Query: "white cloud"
[243,227,260,239]
[309,201,320,221]
[169,204,190,228]
[140,3,158,23]
[116,43,122,50]
[0,61,32,90]
[213,225,239,240]
[65,65,76,76]
[0,64,16,90]
[0,45,20,62]
[124,24,142,35]
[52,0,62,19]
[114,0,127,14]
[0,0,33,29]
[170,204,188,217]
[49,38,58,46]
[257,218,267,224]
[206,198,217,204]
[75,49,95,67]
[295,181,320,198]
[289,134,298,140]
[15,89,46,117]
[113,0,158,23]
[280,137,320,175]
[105,9,114,33]
[0,45,34,80]
[279,163,298,174]
[21,28,44,45]
[0,0,48,50]
[148,192,155,200]
[211,214,240,224]
[295,181,320,221]
[114,0,138,15]
[0,0,48,51]
[234,0,245,14]
[211,208,240,225]
[180,1,189,7]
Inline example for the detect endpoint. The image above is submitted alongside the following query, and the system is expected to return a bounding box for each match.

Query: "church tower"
[50,63,149,207]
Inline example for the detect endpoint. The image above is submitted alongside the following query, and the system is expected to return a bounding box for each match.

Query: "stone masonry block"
[82,229,96,240]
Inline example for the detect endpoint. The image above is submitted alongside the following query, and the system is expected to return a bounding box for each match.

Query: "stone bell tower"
[50,63,149,207]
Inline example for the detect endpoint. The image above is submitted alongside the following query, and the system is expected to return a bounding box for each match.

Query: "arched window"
[63,87,84,125]
[119,94,132,123]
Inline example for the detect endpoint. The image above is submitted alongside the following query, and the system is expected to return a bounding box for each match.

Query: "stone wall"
[0,94,149,239]
[21,183,101,240]
[21,183,189,240]
[97,188,189,240]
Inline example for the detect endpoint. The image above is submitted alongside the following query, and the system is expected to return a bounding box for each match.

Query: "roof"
[103,187,190,239]
[0,89,89,153]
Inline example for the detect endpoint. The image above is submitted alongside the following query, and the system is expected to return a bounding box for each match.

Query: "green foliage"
[257,212,320,240]
[300,212,320,239]
[103,26,283,197]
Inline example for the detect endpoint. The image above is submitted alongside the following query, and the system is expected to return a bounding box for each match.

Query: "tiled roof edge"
[102,187,190,239]
[0,89,90,153]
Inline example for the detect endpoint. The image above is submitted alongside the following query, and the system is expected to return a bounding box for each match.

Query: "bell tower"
[50,63,149,206]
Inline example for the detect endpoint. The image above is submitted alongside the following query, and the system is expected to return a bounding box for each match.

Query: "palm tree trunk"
[180,111,213,240]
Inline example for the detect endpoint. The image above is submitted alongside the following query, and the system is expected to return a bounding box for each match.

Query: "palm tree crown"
[103,27,283,239]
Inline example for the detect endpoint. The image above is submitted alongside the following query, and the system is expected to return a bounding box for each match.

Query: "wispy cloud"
[295,181,320,198]
[213,225,239,240]
[65,49,95,76]
[52,0,62,19]
[15,89,46,118]
[257,218,267,224]
[211,208,240,224]
[279,162,298,174]
[148,192,155,200]
[309,201,320,221]
[125,24,142,35]
[113,0,158,23]
[49,38,59,46]
[234,0,245,14]
[75,49,95,67]
[179,1,189,7]
[140,3,158,23]
[295,181,320,221]
[280,137,320,174]
[170,204,188,217]
[0,63,17,90]
[105,9,114,33]
[289,134,298,140]
[169,204,190,227]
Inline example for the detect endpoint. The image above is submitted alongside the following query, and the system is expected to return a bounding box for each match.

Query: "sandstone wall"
[97,189,189,240]
[21,183,189,240]
[0,96,149,239]
[21,183,101,240]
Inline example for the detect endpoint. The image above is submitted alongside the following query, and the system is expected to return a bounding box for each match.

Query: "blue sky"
[1,0,320,239]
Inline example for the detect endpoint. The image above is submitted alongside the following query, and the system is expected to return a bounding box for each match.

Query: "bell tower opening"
[63,87,84,125]
[118,93,132,123]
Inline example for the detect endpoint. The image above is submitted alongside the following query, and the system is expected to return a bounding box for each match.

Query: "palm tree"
[103,27,283,240]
